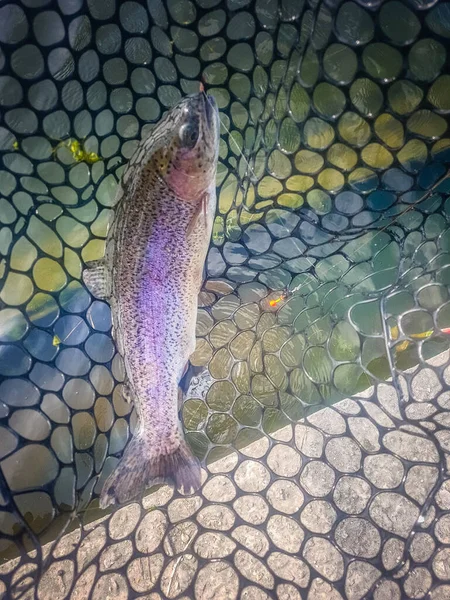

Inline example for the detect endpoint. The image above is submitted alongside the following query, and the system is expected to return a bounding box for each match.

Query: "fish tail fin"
[99,431,201,509]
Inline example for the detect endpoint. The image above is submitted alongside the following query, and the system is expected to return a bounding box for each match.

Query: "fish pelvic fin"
[82,259,111,300]
[99,430,201,509]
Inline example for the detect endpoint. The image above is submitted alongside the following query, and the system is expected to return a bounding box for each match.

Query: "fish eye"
[179,123,199,149]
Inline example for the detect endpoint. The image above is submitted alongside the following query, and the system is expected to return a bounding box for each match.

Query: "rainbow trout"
[83,93,219,508]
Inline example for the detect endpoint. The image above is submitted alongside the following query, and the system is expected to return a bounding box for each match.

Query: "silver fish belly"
[83,93,219,507]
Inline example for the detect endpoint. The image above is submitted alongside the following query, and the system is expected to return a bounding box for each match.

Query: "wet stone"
[433,548,450,581]
[403,567,432,599]
[233,495,268,525]
[436,479,450,510]
[1,444,58,491]
[135,510,167,554]
[194,532,235,559]
[16,491,54,536]
[10,237,37,272]
[373,581,401,600]
[300,461,335,497]
[370,492,420,538]
[335,517,381,559]
[37,559,74,600]
[267,552,310,588]
[267,515,304,553]
[92,573,128,600]
[430,586,450,600]
[295,424,324,458]
[405,403,437,420]
[139,482,172,510]
[307,578,344,600]
[0,344,31,376]
[303,537,344,582]
[194,561,239,600]
[435,514,450,545]
[202,475,236,503]
[163,521,198,556]
[383,431,439,463]
[420,505,436,530]
[87,301,112,332]
[63,378,95,410]
[109,418,129,454]
[51,426,73,464]
[405,465,439,504]
[99,540,133,572]
[348,417,380,452]
[127,555,163,594]
[93,398,113,435]
[409,532,435,563]
[54,315,89,346]
[411,368,442,401]
[9,409,51,441]
[90,365,114,395]
[72,412,96,450]
[0,378,39,407]
[301,500,337,534]
[266,480,304,514]
[41,393,70,424]
[0,272,33,306]
[59,281,90,313]
[345,561,381,600]
[23,328,57,363]
[160,554,197,598]
[76,525,107,572]
[364,454,404,489]
[276,584,302,600]
[232,526,269,558]
[243,224,272,254]
[56,348,90,377]
[84,333,115,363]
[234,460,270,493]
[377,384,402,419]
[307,407,346,435]
[325,437,362,473]
[0,4,29,44]
[266,445,301,477]
[0,427,17,460]
[161,489,201,523]
[207,448,238,474]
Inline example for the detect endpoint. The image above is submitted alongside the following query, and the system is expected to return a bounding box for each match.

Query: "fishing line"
[202,89,258,182]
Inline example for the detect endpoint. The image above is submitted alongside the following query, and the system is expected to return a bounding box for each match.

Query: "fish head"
[151,92,220,201]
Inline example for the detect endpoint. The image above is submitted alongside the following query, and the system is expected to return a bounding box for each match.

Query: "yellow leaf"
[395,340,410,353]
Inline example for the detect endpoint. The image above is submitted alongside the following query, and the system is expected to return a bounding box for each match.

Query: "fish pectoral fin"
[82,259,111,299]
[186,193,207,238]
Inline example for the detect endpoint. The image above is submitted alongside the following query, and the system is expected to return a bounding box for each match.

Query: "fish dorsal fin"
[82,259,111,299]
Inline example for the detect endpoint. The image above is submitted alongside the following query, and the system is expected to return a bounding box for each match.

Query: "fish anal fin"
[82,259,111,299]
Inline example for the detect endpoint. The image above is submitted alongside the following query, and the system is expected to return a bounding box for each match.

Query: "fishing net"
[0,0,450,597]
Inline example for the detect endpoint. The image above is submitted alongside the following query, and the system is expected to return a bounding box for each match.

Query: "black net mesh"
[0,0,450,598]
